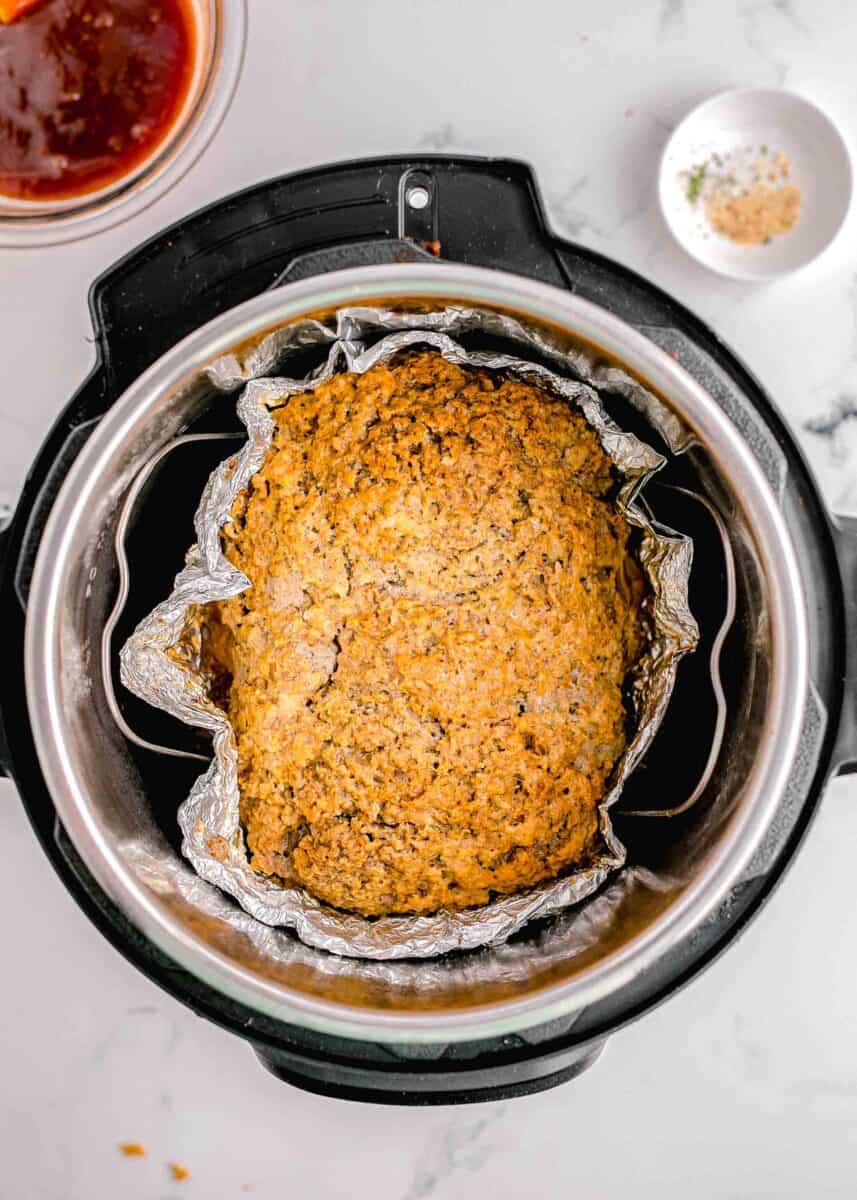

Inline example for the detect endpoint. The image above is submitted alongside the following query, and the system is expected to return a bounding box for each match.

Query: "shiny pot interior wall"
[25,268,810,1039]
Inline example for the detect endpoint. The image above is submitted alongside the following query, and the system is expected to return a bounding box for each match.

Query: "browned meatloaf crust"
[202,352,647,917]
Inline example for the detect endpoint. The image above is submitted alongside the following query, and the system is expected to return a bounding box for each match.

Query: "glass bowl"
[0,0,247,248]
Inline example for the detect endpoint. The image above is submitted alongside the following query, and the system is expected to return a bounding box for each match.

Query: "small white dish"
[659,88,853,281]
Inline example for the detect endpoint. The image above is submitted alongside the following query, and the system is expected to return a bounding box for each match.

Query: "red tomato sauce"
[0,0,195,201]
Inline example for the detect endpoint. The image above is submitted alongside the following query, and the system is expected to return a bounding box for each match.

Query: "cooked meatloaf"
[202,352,646,917]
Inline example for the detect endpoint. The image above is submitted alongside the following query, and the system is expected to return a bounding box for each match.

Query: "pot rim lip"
[24,263,810,1044]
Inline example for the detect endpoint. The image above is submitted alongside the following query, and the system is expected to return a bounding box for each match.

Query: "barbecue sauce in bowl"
[0,0,196,201]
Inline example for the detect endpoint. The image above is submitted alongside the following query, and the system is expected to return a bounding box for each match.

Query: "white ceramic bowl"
[659,88,852,281]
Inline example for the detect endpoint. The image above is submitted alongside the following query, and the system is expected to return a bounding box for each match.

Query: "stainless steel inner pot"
[24,264,810,1044]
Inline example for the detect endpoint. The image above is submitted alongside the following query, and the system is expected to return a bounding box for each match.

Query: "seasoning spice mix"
[682,144,802,246]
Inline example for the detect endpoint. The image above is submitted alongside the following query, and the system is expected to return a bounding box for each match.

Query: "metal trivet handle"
[621,484,735,818]
[102,442,732,816]
[102,432,243,763]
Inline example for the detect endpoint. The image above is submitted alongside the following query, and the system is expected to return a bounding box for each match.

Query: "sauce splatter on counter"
[118,1141,147,1158]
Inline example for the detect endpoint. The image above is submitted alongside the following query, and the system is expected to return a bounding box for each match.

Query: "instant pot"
[2,156,855,1104]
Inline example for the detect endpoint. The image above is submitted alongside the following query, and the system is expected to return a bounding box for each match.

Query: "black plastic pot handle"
[13,415,102,612]
[0,514,11,777]
[0,366,107,782]
[0,514,10,592]
[831,512,857,774]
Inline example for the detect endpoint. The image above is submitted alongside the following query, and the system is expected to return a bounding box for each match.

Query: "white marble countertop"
[3,0,857,1195]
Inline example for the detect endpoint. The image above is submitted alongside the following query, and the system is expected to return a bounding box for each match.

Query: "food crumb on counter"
[118,1142,147,1157]
[169,1162,191,1182]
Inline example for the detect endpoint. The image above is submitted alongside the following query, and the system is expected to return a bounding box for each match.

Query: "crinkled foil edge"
[120,307,699,960]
